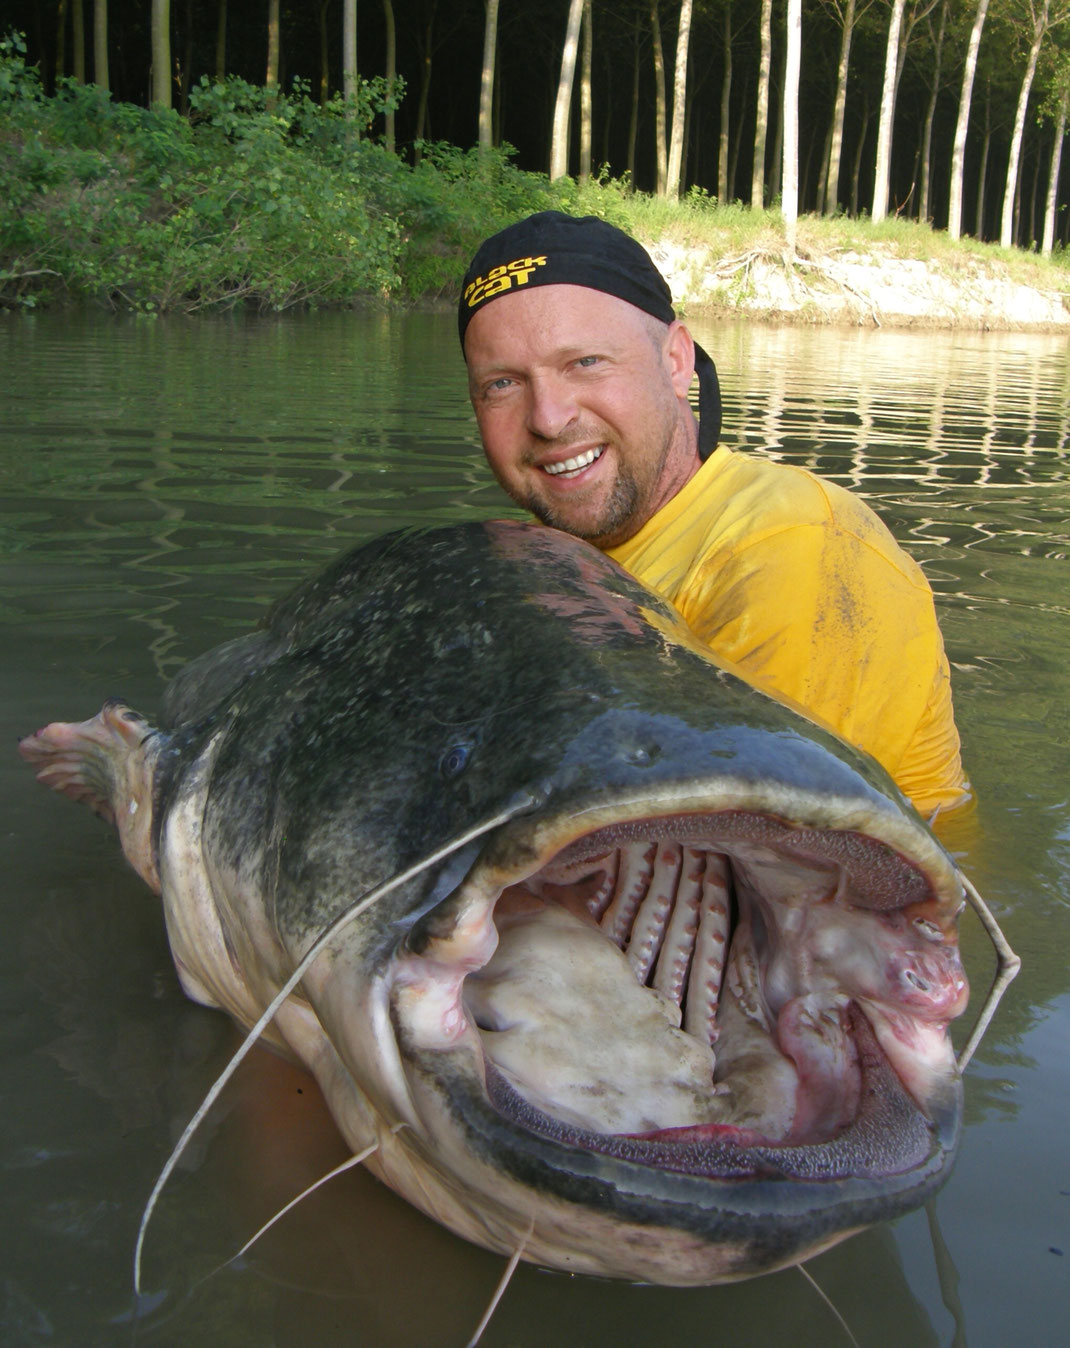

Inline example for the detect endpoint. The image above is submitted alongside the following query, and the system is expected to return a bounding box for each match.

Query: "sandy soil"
[647,239,1070,331]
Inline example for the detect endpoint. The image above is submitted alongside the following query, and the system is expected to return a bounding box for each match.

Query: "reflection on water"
[2,311,1067,1346]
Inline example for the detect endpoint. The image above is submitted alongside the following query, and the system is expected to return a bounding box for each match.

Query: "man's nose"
[526,376,577,440]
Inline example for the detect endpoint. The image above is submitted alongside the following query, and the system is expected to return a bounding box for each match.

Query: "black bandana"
[458,211,721,459]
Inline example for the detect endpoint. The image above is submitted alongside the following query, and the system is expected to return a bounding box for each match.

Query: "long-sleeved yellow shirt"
[607,447,968,817]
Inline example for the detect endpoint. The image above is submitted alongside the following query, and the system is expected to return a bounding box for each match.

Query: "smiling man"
[459,211,968,818]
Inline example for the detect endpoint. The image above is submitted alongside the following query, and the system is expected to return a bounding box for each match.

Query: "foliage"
[1,33,1067,313]
[0,46,403,311]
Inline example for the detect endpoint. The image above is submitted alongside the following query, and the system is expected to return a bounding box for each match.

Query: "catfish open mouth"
[399,808,969,1183]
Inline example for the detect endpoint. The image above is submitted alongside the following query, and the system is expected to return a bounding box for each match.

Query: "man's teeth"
[543,447,604,478]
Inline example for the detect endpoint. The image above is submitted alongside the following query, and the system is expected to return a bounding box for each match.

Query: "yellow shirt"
[607,447,968,817]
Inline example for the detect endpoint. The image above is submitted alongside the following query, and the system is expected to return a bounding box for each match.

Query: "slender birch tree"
[667,0,695,198]
[871,0,907,220]
[627,13,640,182]
[318,0,330,104]
[1041,72,1069,252]
[382,0,396,152]
[783,0,802,249]
[151,0,171,108]
[580,0,593,183]
[73,0,85,82]
[343,0,358,122]
[948,0,990,238]
[918,0,949,221]
[56,0,67,84]
[650,1,668,195]
[94,0,109,90]
[718,3,733,203]
[752,0,773,208]
[818,0,878,213]
[1000,0,1063,247]
[216,0,227,80]
[478,0,500,149]
[266,0,280,96]
[550,0,585,179]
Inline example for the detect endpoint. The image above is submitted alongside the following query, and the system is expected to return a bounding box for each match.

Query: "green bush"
[0,46,407,311]
[7,29,1062,314]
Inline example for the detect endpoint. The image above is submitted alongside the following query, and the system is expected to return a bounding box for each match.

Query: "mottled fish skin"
[160,522,924,948]
[20,521,968,1285]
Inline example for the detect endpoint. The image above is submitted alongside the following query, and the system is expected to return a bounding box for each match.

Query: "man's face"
[464,284,701,549]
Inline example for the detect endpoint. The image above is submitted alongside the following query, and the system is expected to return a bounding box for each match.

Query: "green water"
[2,310,1067,1346]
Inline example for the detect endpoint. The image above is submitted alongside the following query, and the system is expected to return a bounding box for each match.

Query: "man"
[459,211,968,818]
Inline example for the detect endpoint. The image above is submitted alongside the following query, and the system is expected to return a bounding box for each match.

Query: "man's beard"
[520,468,642,550]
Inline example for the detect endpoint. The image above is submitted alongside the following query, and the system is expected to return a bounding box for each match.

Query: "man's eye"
[486,377,514,393]
[576,355,600,368]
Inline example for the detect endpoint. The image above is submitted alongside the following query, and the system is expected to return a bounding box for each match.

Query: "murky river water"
[2,311,1067,1347]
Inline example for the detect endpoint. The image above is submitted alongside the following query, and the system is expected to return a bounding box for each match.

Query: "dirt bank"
[648,239,1070,331]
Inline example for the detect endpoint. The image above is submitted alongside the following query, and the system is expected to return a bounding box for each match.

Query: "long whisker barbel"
[133,791,542,1296]
[955,869,1021,1073]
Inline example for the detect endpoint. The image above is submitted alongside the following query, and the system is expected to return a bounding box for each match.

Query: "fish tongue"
[464,897,722,1136]
[776,994,861,1143]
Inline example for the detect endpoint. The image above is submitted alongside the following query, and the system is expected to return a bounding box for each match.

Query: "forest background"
[1,0,1069,315]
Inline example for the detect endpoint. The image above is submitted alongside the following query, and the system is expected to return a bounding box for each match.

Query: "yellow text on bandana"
[464,255,548,309]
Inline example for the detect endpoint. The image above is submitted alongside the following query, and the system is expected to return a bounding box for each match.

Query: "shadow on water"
[2,310,1068,1346]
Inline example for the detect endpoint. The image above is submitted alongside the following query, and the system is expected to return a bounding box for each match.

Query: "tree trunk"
[666,0,694,199]
[918,0,947,222]
[550,0,584,179]
[850,91,870,216]
[823,0,856,214]
[382,0,395,151]
[1028,137,1042,245]
[752,0,773,208]
[56,0,67,84]
[975,87,991,238]
[718,5,733,203]
[1041,87,1068,255]
[816,118,833,213]
[478,0,499,149]
[783,0,801,249]
[179,0,193,112]
[266,0,280,96]
[72,0,85,82]
[1000,0,1050,249]
[948,0,989,239]
[871,0,906,221]
[343,0,358,124]
[151,0,171,108]
[318,0,330,104]
[580,0,593,183]
[769,33,784,200]
[730,67,747,192]
[94,0,108,90]
[216,0,227,80]
[494,40,502,144]
[626,15,639,184]
[650,2,668,196]
[415,41,432,146]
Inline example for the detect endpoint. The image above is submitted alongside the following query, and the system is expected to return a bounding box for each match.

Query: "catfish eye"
[439,743,471,780]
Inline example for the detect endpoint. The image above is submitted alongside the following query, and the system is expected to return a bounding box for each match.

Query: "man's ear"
[664,320,696,398]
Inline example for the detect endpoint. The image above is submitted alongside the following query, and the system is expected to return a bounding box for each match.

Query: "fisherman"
[458,211,969,819]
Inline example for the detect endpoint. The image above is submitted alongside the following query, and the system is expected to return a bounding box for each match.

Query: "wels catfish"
[20,520,972,1287]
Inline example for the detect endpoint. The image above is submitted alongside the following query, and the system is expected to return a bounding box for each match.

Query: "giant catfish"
[19,520,971,1286]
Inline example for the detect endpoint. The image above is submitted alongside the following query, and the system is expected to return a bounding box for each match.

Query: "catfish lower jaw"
[484,1005,948,1183]
[391,808,967,1166]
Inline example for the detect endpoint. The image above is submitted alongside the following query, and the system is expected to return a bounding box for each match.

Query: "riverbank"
[3,44,1067,329]
[644,230,1070,332]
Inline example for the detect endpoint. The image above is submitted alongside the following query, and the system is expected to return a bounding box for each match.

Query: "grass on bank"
[1,33,1067,315]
